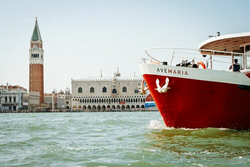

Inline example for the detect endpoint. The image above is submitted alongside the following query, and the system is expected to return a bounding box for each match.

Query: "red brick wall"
[29,64,44,106]
[30,43,43,48]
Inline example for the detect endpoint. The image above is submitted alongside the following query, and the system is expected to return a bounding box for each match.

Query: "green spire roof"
[31,18,42,42]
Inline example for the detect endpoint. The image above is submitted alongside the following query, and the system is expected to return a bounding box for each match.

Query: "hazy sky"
[1,0,250,93]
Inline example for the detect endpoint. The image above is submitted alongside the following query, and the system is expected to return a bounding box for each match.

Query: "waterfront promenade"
[0,109,157,113]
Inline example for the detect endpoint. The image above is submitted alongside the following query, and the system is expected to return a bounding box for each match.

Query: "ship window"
[246,45,250,69]
[246,45,250,52]
[122,87,127,92]
[78,87,82,93]
[247,55,250,68]
[102,87,107,93]
[90,87,94,93]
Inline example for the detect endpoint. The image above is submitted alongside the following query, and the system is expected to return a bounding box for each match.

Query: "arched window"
[122,86,127,92]
[90,87,94,93]
[112,89,117,94]
[102,87,107,93]
[134,89,139,93]
[78,87,82,93]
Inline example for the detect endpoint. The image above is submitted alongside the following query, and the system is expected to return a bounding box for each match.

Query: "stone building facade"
[57,88,71,110]
[0,84,40,112]
[0,84,28,111]
[28,91,40,110]
[71,71,146,111]
[43,88,71,111]
[44,93,57,110]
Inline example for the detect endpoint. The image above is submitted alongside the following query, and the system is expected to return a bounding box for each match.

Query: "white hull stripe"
[139,63,250,86]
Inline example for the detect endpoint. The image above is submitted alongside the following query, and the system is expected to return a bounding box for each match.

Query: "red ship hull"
[143,73,250,130]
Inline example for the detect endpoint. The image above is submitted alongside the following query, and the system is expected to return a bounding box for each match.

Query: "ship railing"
[145,47,246,70]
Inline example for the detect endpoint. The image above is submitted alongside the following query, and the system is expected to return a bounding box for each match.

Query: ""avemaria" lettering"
[157,68,188,75]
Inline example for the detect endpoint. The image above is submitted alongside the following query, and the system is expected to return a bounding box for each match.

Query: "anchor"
[155,77,170,93]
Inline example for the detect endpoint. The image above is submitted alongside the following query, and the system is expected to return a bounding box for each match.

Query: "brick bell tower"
[29,17,44,106]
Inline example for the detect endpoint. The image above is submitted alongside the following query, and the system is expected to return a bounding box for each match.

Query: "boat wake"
[148,120,234,131]
[148,120,171,130]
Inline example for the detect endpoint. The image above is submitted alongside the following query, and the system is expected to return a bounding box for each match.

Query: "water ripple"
[0,112,250,166]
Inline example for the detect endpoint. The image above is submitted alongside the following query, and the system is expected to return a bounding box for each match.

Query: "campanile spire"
[31,17,42,42]
[29,18,44,106]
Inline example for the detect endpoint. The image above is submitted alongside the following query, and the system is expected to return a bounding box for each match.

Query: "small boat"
[145,94,156,108]
[139,32,250,130]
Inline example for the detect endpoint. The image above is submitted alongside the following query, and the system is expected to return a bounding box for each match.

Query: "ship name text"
[156,68,188,75]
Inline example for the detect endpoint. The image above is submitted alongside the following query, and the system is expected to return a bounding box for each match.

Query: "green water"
[0,112,250,167]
